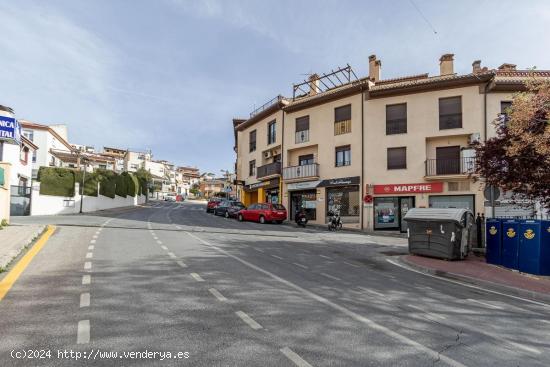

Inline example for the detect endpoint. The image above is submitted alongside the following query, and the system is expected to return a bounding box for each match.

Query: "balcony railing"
[283,163,319,180]
[295,130,310,144]
[256,162,281,179]
[334,120,351,135]
[425,157,477,176]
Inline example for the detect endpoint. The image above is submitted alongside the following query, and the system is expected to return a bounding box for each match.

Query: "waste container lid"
[403,208,472,224]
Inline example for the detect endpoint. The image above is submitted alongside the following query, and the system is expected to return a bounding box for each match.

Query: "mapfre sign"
[373,182,443,194]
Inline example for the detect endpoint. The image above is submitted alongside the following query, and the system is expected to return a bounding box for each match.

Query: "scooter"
[295,210,308,228]
[327,210,342,231]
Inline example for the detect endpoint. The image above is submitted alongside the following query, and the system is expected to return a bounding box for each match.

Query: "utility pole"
[79,153,87,214]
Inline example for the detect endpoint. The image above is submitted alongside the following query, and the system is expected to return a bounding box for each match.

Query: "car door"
[244,204,256,220]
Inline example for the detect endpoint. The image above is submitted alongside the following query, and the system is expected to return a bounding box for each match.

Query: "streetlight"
[79,154,88,214]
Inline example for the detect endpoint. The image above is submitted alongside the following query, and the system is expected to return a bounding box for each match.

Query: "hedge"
[37,167,75,197]
[99,170,117,199]
[115,173,127,198]
[122,172,139,197]
[74,171,99,197]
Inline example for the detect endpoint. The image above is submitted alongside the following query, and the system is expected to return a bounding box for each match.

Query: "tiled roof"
[19,120,74,151]
[374,73,429,85]
[369,71,495,92]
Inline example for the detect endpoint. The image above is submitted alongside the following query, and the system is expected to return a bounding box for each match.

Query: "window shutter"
[334,105,351,122]
[296,116,309,132]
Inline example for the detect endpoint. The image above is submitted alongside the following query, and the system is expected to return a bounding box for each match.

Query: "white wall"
[30,182,146,216]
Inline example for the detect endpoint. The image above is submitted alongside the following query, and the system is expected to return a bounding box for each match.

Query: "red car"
[237,203,287,224]
[206,197,223,213]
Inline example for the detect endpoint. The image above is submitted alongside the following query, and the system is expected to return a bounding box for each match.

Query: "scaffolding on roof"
[292,64,359,100]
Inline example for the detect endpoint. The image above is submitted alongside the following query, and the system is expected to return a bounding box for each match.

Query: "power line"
[409,0,438,35]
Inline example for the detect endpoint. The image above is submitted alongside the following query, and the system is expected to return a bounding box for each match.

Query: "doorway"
[374,196,415,232]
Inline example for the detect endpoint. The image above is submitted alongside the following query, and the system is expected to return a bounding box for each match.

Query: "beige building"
[234,54,548,232]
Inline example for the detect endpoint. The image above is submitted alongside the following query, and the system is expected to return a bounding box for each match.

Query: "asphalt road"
[1,200,549,366]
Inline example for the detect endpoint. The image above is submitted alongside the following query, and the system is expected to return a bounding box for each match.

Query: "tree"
[473,78,550,210]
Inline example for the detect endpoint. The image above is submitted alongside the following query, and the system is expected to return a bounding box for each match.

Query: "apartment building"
[102,147,127,173]
[234,53,549,232]
[125,150,151,172]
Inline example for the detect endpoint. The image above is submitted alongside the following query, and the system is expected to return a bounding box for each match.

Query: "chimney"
[368,54,381,82]
[498,63,517,71]
[308,73,320,96]
[439,53,454,75]
[472,60,481,74]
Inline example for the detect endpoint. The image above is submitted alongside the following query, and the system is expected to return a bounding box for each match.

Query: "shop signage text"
[373,182,443,194]
[0,116,21,145]
[318,176,360,188]
[286,180,321,191]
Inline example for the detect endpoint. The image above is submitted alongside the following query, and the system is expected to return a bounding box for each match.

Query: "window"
[334,104,352,135]
[387,147,406,169]
[0,141,3,161]
[335,145,351,167]
[22,130,34,141]
[32,150,37,163]
[386,103,407,134]
[439,96,462,129]
[500,101,512,114]
[249,130,257,152]
[299,154,314,166]
[435,146,460,175]
[249,160,256,176]
[295,116,310,143]
[20,147,29,164]
[267,120,276,145]
[327,186,360,218]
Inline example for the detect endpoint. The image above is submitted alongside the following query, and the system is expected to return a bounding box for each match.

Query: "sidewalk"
[401,253,550,303]
[0,224,45,271]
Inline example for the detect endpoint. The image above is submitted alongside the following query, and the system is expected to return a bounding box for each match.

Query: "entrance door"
[436,146,460,175]
[399,197,415,232]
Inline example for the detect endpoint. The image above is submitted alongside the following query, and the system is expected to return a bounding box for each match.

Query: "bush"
[139,178,148,196]
[124,173,139,197]
[115,173,127,197]
[74,171,99,197]
[37,167,75,197]
[1,219,7,227]
[98,170,117,199]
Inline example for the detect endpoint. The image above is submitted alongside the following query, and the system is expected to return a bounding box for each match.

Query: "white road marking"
[167,252,177,259]
[88,245,94,250]
[156,240,163,245]
[467,298,503,310]
[153,236,158,241]
[235,311,262,330]
[280,347,313,367]
[357,286,385,298]
[407,304,446,320]
[176,261,187,268]
[319,255,333,260]
[84,262,92,270]
[271,254,283,260]
[85,252,93,259]
[82,275,91,285]
[90,240,96,244]
[209,288,227,301]
[320,272,341,281]
[293,262,308,269]
[80,293,90,308]
[344,261,360,268]
[254,248,264,253]
[161,245,168,250]
[186,231,468,367]
[97,228,102,232]
[190,273,204,282]
[77,320,90,344]
[92,235,98,239]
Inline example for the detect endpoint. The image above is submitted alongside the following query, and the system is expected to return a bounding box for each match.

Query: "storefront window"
[374,197,399,229]
[326,186,359,218]
[290,190,317,220]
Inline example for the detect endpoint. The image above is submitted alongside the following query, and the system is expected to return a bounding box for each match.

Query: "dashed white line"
[407,304,446,320]
[254,248,264,253]
[270,254,283,260]
[343,261,360,268]
[320,272,341,281]
[176,261,187,268]
[319,255,333,260]
[88,245,94,250]
[167,252,177,259]
[153,236,159,241]
[90,240,96,244]
[80,293,90,308]
[293,262,308,269]
[85,252,93,259]
[77,320,90,344]
[84,262,92,270]
[208,288,227,301]
[82,275,91,285]
[190,273,204,282]
[280,347,313,367]
[357,286,384,298]
[161,245,168,251]
[156,240,163,245]
[235,311,262,330]
[92,235,98,239]
[467,298,503,310]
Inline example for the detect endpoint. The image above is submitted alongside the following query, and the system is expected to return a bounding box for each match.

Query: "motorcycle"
[295,209,308,228]
[327,210,342,231]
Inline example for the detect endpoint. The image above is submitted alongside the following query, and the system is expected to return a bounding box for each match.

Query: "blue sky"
[1,0,549,174]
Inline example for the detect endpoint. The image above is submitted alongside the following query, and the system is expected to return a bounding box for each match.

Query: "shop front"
[243,178,281,207]
[286,180,320,221]
[372,182,443,232]
[318,176,360,224]
[262,178,281,204]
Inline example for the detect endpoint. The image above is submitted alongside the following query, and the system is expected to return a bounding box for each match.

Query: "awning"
[286,180,321,191]
[317,176,360,187]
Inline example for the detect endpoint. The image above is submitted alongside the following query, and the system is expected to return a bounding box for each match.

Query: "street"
[1,200,549,366]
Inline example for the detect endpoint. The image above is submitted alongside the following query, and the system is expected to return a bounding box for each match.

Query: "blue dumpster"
[542,220,550,276]
[501,220,520,270]
[518,220,542,274]
[486,219,502,265]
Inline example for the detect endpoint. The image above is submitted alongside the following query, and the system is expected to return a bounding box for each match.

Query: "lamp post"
[79,155,87,214]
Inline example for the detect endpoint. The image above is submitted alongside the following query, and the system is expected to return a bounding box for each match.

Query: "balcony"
[256,162,281,180]
[283,163,319,181]
[295,130,310,144]
[425,157,477,178]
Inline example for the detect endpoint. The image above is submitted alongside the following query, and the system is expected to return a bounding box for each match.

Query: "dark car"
[206,197,223,213]
[237,203,287,224]
[214,200,246,218]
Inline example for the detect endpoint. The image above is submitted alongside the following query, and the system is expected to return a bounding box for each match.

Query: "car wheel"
[238,214,244,222]
[259,216,265,224]
[224,211,229,218]
[276,220,283,224]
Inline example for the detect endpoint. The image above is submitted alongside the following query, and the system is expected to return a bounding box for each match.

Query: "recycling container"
[541,220,550,276]
[486,218,502,265]
[518,220,542,275]
[501,219,520,270]
[403,208,474,260]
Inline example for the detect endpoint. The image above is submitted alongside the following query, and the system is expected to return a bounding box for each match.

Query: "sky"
[1,0,549,174]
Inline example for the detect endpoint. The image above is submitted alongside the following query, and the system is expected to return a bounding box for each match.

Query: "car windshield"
[272,204,286,210]
[231,202,245,208]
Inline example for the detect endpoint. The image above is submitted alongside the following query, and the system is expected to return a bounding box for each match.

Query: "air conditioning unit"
[468,133,481,144]
[263,151,272,159]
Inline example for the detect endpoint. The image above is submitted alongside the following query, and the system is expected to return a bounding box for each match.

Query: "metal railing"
[283,163,319,180]
[256,162,281,179]
[425,157,477,176]
[334,120,351,135]
[295,130,310,144]
[250,95,284,117]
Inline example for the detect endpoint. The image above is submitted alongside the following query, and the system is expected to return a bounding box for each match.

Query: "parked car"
[237,203,287,224]
[164,194,176,201]
[206,197,223,213]
[214,200,246,218]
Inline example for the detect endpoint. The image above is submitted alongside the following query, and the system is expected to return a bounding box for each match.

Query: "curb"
[0,225,46,272]
[397,255,550,305]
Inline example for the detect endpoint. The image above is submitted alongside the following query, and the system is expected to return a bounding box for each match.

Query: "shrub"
[74,170,99,196]
[98,170,117,199]
[115,173,127,197]
[1,219,7,227]
[37,167,75,197]
[124,173,139,197]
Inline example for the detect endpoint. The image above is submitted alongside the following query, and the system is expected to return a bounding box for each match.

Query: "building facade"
[234,53,548,231]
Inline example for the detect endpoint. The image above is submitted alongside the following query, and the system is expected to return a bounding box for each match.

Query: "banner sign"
[286,180,321,191]
[373,182,443,194]
[0,116,21,145]
[318,176,360,187]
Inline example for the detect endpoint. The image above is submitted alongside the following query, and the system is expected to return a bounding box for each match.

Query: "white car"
[164,194,176,201]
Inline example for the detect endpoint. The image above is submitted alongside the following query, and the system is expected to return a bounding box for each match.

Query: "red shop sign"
[373,182,444,195]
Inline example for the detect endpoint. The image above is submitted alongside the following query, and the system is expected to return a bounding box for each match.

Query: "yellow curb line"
[0,225,56,303]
